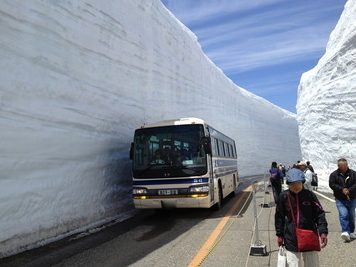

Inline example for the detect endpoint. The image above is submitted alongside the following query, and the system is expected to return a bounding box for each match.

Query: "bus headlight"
[133,188,148,194]
[189,186,209,193]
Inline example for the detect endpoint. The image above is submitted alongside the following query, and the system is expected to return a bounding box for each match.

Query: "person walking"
[279,164,286,184]
[297,161,313,190]
[306,161,315,173]
[329,158,356,241]
[269,161,283,204]
[275,168,328,267]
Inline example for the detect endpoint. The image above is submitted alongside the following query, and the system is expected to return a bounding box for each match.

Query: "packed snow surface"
[0,0,301,256]
[297,0,356,191]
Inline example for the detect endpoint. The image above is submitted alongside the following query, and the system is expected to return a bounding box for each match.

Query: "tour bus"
[130,118,238,209]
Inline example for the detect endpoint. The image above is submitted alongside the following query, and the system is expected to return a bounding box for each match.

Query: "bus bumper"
[133,196,211,209]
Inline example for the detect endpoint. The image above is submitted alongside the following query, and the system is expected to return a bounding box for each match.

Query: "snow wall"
[0,0,301,257]
[297,0,356,191]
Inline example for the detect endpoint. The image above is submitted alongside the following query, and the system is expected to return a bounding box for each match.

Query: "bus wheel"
[213,184,223,211]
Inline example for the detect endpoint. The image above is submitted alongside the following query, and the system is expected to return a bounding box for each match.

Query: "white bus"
[130,118,238,209]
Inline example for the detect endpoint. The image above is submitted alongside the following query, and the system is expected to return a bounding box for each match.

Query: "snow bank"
[0,0,301,256]
[297,0,356,191]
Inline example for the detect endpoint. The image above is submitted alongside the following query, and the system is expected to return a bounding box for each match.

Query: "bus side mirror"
[201,137,212,154]
[129,142,134,160]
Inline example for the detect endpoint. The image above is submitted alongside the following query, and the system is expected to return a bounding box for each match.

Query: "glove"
[277,236,284,247]
[320,233,328,248]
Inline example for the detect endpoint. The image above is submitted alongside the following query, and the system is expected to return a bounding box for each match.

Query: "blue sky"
[160,0,348,113]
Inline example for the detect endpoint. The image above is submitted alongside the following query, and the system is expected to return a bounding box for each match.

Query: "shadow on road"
[0,175,264,267]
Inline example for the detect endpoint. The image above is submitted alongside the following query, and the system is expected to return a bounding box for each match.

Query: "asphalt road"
[0,175,264,267]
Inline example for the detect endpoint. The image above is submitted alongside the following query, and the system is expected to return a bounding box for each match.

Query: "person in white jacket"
[298,161,313,190]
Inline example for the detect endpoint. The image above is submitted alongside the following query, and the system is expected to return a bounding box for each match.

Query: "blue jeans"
[336,199,356,233]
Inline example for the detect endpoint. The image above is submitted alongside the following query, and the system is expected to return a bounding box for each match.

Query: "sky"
[160,0,348,113]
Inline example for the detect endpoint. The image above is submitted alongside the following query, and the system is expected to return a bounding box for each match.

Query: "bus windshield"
[132,124,207,178]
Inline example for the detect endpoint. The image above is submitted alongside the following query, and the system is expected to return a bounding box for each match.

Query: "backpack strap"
[287,191,300,227]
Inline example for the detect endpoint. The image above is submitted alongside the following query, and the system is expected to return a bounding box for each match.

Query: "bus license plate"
[158,189,178,195]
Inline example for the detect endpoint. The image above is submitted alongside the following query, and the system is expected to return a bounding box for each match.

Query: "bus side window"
[229,144,234,158]
[211,138,217,156]
[219,140,225,157]
[215,139,220,156]
[225,143,230,157]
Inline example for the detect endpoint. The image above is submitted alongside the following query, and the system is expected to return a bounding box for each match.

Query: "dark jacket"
[329,168,356,200]
[275,188,328,252]
[307,164,315,173]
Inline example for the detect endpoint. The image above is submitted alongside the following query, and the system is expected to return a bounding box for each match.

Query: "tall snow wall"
[0,0,301,257]
[297,0,356,190]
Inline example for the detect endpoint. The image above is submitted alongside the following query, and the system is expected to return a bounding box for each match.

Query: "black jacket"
[275,188,328,252]
[329,168,356,200]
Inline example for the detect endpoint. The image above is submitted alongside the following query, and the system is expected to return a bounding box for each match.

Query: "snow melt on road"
[0,0,301,256]
[297,0,356,191]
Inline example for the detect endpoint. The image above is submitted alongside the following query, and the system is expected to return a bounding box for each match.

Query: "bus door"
[207,153,215,203]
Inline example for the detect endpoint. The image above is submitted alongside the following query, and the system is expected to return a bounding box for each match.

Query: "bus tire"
[213,183,223,211]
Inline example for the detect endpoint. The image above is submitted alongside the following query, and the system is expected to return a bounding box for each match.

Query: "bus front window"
[132,124,207,178]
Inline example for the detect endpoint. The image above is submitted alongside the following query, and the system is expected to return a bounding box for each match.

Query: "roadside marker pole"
[250,181,268,256]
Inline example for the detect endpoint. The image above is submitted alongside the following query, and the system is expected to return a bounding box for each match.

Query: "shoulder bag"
[287,192,321,251]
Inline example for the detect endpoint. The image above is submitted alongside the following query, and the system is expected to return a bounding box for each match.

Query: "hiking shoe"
[350,233,356,239]
[341,232,350,241]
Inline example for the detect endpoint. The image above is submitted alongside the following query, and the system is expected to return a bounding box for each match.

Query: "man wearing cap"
[297,161,313,190]
[329,158,356,241]
[275,168,328,266]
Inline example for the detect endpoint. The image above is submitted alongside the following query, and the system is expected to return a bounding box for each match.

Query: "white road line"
[313,190,335,202]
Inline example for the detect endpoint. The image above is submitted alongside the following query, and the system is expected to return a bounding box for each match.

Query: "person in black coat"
[269,161,283,204]
[306,161,315,173]
[275,168,328,266]
[329,158,356,241]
